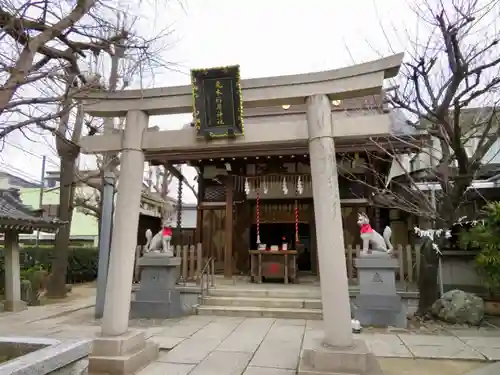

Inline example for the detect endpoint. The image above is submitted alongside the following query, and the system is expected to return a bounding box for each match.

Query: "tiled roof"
[0,188,63,233]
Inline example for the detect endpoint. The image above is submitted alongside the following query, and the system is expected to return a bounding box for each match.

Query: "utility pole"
[95,41,123,318]
[35,156,47,247]
[95,150,115,318]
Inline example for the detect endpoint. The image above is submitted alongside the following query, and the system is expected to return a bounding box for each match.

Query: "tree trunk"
[46,157,76,298]
[416,237,440,316]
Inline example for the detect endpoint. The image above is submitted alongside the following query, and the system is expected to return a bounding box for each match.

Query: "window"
[41,204,59,218]
[44,178,57,188]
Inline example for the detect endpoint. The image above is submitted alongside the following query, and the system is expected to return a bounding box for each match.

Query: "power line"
[0,163,79,196]
[0,163,42,185]
[3,141,59,168]
[0,162,100,193]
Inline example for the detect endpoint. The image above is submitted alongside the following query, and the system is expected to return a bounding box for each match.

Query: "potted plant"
[460,202,500,315]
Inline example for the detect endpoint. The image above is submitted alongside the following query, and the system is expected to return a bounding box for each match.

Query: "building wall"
[20,188,99,242]
[0,172,40,189]
[20,187,196,243]
[395,135,500,175]
[441,257,483,293]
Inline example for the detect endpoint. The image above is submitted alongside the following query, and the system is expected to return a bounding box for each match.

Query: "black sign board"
[191,65,244,139]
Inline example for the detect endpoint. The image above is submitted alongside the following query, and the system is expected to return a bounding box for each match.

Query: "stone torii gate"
[78,53,404,375]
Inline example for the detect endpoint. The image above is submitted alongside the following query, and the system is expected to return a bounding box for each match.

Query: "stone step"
[203,296,322,309]
[206,287,419,300]
[197,305,322,320]
[208,288,322,299]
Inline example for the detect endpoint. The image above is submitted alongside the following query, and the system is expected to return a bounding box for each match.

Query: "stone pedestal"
[354,254,407,328]
[130,254,183,319]
[298,338,382,375]
[89,330,158,375]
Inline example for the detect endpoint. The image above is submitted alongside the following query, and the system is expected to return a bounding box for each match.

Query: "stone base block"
[355,308,407,329]
[89,330,158,375]
[140,254,181,267]
[130,299,183,319]
[298,339,382,375]
[92,331,146,357]
[2,299,27,312]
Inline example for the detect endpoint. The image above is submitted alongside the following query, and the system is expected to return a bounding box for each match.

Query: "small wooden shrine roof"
[0,188,63,233]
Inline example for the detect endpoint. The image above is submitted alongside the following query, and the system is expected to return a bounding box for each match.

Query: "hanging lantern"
[256,187,261,245]
[282,177,288,195]
[297,176,304,195]
[244,178,250,195]
[263,179,269,194]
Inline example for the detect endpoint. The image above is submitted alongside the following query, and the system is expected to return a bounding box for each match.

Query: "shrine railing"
[345,244,421,286]
[133,243,207,285]
[175,243,204,284]
[199,257,216,299]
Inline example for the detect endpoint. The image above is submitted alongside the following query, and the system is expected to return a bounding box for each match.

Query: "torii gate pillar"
[307,94,353,347]
[299,101,384,375]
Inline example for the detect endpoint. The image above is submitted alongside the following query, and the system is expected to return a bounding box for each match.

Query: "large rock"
[431,289,484,325]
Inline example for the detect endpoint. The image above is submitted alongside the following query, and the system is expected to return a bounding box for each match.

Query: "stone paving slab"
[397,333,488,360]
[362,333,413,358]
[399,334,465,346]
[463,361,500,375]
[189,351,253,375]
[190,318,243,340]
[137,362,195,375]
[449,329,500,338]
[243,367,295,375]
[0,296,95,325]
[158,337,225,364]
[408,343,486,360]
[461,337,500,348]
[378,358,488,375]
[459,337,500,360]
[217,318,274,353]
[156,322,206,338]
[473,348,500,361]
[249,321,305,370]
[149,335,186,350]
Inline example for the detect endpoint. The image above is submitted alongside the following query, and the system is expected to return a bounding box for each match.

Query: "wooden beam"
[198,202,226,209]
[224,176,234,279]
[144,134,428,164]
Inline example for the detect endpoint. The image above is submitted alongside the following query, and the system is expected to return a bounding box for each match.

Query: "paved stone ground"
[1,286,499,374]
[1,306,498,375]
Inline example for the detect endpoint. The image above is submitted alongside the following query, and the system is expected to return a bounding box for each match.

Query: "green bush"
[0,246,99,292]
[460,202,500,297]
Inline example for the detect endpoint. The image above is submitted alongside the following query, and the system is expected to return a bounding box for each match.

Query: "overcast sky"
[1,0,415,202]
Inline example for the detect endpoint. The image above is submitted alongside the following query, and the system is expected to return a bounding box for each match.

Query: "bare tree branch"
[0,0,177,141]
[348,0,500,315]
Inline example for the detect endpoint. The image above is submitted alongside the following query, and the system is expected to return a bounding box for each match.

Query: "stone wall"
[0,337,90,375]
[441,251,485,294]
[51,358,88,374]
